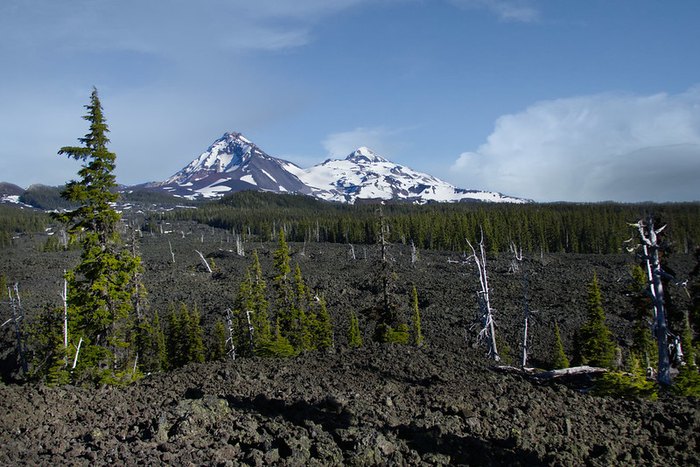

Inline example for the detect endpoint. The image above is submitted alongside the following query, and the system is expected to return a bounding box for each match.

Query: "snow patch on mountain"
[297,147,526,204]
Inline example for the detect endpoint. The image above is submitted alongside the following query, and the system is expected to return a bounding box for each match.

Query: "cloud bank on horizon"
[451,87,700,203]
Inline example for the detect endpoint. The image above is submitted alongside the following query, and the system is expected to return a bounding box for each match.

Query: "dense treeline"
[0,205,48,248]
[18,184,187,211]
[162,191,700,254]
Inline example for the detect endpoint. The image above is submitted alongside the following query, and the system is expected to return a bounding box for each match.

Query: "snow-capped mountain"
[153,132,311,199]
[151,132,527,204]
[292,147,525,204]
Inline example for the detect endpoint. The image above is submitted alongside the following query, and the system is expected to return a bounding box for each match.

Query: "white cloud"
[450,0,540,23]
[451,87,700,202]
[322,127,406,159]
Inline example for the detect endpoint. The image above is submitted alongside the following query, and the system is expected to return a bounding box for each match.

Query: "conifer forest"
[1,91,699,465]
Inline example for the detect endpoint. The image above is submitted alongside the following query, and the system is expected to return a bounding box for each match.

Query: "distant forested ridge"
[0,205,48,247]
[162,191,700,254]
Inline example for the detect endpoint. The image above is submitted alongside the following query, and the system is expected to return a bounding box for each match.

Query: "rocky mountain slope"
[150,132,526,204]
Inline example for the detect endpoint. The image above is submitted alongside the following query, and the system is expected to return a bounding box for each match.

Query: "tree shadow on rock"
[395,423,545,466]
[224,393,352,433]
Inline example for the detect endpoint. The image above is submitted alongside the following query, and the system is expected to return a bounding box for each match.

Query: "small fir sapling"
[349,312,363,348]
[411,285,424,347]
[575,273,616,368]
[551,321,570,370]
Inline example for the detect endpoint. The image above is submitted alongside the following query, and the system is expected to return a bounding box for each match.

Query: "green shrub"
[384,324,410,345]
[672,365,700,398]
[594,371,658,399]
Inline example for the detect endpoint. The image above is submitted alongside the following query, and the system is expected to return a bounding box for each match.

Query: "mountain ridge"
[151,132,529,204]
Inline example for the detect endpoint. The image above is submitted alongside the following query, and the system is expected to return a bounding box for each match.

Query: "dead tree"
[245,310,255,353]
[510,242,532,368]
[411,240,418,266]
[168,240,175,263]
[225,308,236,360]
[72,337,84,370]
[467,230,500,362]
[235,234,245,257]
[6,284,29,374]
[195,250,213,274]
[633,216,672,386]
[349,244,356,260]
[61,272,68,350]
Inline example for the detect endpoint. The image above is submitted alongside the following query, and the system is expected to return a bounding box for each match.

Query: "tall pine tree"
[56,88,141,383]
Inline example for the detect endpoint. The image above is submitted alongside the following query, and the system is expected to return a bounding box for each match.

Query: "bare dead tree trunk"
[195,250,212,274]
[509,242,533,368]
[168,240,175,263]
[635,217,671,386]
[378,207,391,318]
[411,240,418,266]
[349,244,356,260]
[61,272,68,350]
[59,229,68,249]
[225,308,236,360]
[7,284,29,374]
[245,310,255,353]
[236,235,244,257]
[72,337,84,370]
[467,229,499,362]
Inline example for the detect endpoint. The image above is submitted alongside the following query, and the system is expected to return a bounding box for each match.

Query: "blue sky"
[1,0,699,202]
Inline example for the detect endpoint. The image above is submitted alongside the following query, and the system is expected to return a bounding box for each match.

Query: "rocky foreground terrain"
[0,222,698,465]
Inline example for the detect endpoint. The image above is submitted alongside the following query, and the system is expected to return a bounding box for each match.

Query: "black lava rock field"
[0,221,698,465]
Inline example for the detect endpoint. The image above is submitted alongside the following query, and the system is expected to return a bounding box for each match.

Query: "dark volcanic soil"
[0,222,698,465]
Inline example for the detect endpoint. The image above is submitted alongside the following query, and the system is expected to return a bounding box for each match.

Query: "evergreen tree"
[151,311,168,372]
[234,269,255,356]
[551,321,570,369]
[133,312,167,374]
[680,311,696,368]
[134,317,154,373]
[673,364,700,398]
[249,251,272,345]
[256,318,296,358]
[373,207,402,342]
[411,286,424,347]
[209,320,227,361]
[629,264,655,367]
[234,252,272,356]
[314,296,334,350]
[273,231,297,345]
[595,354,658,399]
[166,306,185,369]
[186,305,205,364]
[27,305,69,386]
[349,311,363,348]
[576,274,616,368]
[290,263,311,351]
[56,89,140,383]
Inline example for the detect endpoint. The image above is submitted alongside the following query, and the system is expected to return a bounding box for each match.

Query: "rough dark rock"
[0,223,698,465]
